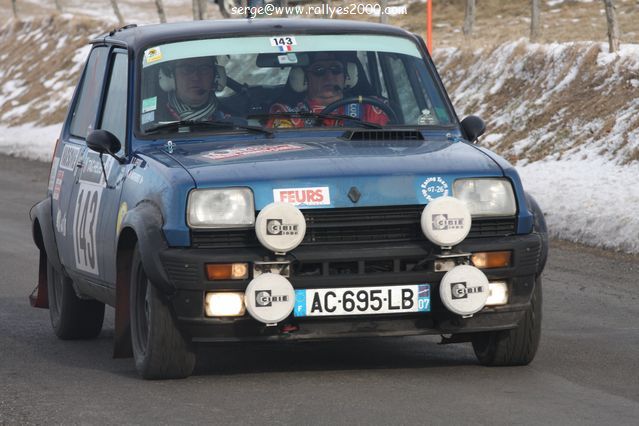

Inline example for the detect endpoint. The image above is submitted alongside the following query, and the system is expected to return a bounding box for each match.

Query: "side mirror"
[460,116,486,143]
[87,129,121,155]
[86,130,125,164]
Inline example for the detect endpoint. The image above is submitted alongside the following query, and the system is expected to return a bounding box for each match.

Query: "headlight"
[453,179,516,217]
[187,188,255,228]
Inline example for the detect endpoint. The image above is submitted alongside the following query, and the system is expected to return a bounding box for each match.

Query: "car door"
[52,45,109,274]
[66,48,129,293]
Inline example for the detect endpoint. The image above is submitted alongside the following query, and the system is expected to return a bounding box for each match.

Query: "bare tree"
[463,0,476,37]
[110,0,124,25]
[199,0,208,20]
[603,0,620,53]
[380,0,388,24]
[154,0,167,23]
[192,0,209,20]
[531,0,541,41]
[11,0,18,19]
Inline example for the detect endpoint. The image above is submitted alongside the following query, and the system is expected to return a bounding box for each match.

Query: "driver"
[267,52,389,128]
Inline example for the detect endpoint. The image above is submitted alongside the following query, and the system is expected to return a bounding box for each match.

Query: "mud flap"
[29,251,49,309]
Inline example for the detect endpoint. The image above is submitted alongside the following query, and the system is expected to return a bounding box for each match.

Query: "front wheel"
[130,244,195,379]
[47,260,104,339]
[472,276,542,366]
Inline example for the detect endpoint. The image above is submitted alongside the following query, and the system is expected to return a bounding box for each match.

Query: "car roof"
[92,18,416,50]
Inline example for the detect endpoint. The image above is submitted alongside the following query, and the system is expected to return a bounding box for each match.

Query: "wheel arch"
[525,192,548,274]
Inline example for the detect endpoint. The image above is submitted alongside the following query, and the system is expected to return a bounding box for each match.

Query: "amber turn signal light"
[471,251,511,269]
[206,263,249,280]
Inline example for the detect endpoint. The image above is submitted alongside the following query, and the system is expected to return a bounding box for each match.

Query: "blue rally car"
[30,19,548,379]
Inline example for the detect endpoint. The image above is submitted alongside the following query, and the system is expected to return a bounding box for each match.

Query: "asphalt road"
[1,154,638,425]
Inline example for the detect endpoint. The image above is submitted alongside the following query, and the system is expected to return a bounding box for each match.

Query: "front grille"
[191,205,517,249]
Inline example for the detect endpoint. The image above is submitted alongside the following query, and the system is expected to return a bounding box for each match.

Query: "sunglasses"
[308,64,344,77]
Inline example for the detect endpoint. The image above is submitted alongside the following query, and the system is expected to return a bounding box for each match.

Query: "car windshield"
[138,34,454,135]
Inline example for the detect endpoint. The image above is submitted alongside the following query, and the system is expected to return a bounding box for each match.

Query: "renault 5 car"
[30,18,548,379]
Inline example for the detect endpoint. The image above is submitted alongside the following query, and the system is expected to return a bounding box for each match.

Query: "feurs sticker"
[273,187,331,206]
[202,144,305,160]
[420,176,449,201]
[59,144,81,171]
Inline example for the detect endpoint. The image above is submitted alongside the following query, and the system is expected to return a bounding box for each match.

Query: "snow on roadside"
[0,124,60,162]
[519,158,639,254]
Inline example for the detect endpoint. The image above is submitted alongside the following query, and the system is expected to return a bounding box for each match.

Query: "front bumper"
[158,233,544,342]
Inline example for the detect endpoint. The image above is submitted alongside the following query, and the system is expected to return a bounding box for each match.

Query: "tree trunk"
[380,0,388,24]
[463,0,476,37]
[531,0,541,41]
[603,0,620,53]
[198,0,207,20]
[110,0,124,25]
[192,0,201,20]
[53,0,63,13]
[154,0,167,23]
[11,0,18,19]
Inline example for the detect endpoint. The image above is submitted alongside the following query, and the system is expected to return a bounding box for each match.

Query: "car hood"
[145,133,503,209]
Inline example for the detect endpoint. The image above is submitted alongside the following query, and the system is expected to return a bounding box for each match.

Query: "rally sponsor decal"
[420,176,449,202]
[52,170,64,201]
[116,202,128,236]
[59,144,81,171]
[127,171,144,185]
[48,156,60,192]
[273,187,331,207]
[277,53,298,65]
[79,152,113,186]
[55,210,67,237]
[431,213,465,231]
[144,47,163,64]
[202,144,305,161]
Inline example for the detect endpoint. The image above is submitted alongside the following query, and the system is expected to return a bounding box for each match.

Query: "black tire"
[472,276,542,366]
[130,244,195,379]
[47,260,104,339]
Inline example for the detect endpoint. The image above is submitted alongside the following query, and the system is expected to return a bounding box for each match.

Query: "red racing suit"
[267,98,389,128]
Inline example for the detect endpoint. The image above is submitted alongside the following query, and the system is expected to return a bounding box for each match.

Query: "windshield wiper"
[250,112,383,129]
[145,120,272,136]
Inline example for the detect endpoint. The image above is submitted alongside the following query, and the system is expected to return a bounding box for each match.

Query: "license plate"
[294,284,430,317]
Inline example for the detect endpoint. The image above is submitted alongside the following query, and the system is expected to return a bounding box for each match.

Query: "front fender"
[119,201,175,295]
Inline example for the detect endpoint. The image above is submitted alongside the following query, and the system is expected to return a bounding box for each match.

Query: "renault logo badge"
[348,187,361,203]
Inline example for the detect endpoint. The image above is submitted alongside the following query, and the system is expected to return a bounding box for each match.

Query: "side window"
[99,53,128,146]
[69,46,109,138]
